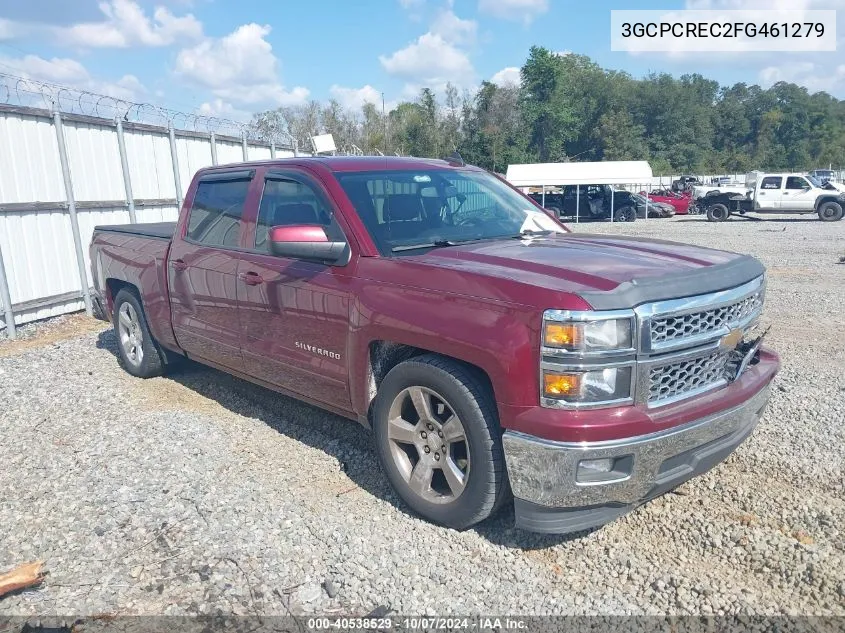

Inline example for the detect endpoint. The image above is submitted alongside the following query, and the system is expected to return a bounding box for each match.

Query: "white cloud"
[478,0,549,23]
[687,0,845,8]
[197,99,252,121]
[398,0,424,7]
[0,18,19,40]
[58,0,202,48]
[431,9,477,44]
[490,66,520,86]
[759,62,845,94]
[380,32,475,89]
[0,54,145,101]
[175,23,309,107]
[329,84,386,111]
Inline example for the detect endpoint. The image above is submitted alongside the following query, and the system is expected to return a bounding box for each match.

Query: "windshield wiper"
[511,229,553,239]
[391,239,459,252]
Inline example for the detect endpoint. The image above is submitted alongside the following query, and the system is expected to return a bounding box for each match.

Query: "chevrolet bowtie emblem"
[719,328,743,351]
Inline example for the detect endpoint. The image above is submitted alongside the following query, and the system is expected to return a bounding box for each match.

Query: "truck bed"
[93,221,176,240]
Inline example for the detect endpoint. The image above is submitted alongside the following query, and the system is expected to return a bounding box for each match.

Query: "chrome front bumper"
[503,385,771,533]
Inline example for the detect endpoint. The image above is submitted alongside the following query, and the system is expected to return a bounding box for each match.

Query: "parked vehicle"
[691,183,747,200]
[697,171,845,222]
[639,189,692,215]
[671,175,701,192]
[528,184,638,222]
[808,169,836,184]
[90,156,779,535]
[711,176,740,186]
[630,193,675,218]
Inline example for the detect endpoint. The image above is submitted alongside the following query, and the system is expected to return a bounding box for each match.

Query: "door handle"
[239,271,264,286]
[170,258,188,271]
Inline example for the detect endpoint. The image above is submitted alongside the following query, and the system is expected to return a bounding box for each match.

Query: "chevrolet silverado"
[89,157,779,534]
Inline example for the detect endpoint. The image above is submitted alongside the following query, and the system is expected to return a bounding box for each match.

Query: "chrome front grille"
[648,350,731,404]
[650,289,763,348]
[540,275,766,410]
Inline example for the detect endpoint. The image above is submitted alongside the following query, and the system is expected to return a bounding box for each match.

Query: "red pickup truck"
[90,157,779,534]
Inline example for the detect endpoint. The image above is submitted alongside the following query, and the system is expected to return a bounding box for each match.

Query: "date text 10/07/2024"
[306,617,529,630]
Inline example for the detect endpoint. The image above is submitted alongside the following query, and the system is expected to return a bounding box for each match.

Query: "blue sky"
[0,0,843,122]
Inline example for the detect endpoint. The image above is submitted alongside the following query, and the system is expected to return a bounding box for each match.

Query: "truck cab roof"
[202,156,476,174]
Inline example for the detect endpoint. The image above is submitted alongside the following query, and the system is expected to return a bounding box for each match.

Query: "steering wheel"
[457,216,484,227]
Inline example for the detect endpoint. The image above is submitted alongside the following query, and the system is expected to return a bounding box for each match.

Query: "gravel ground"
[1,214,843,617]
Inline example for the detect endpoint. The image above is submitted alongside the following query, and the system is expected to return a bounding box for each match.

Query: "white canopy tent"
[505,161,653,187]
[505,161,654,223]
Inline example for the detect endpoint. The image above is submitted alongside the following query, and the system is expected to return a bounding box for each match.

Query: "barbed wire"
[0,72,296,146]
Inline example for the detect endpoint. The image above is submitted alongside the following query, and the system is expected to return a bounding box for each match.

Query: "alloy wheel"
[386,386,470,504]
[117,302,144,367]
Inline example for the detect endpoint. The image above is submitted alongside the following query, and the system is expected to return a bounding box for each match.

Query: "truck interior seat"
[273,202,321,225]
[383,194,426,240]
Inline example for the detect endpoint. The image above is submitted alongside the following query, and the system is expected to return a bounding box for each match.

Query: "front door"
[236,169,353,411]
[169,169,258,372]
[783,175,816,211]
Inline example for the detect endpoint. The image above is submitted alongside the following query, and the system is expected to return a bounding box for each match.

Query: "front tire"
[113,288,165,378]
[818,201,844,222]
[707,203,730,222]
[373,355,508,530]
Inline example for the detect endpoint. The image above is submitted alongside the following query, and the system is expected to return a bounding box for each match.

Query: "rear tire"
[818,201,843,222]
[707,203,730,222]
[112,288,165,378]
[373,354,508,530]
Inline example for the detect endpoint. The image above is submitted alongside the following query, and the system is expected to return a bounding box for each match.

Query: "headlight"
[542,367,632,404]
[543,317,633,352]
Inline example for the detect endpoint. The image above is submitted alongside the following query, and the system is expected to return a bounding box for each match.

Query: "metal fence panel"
[175,135,213,196]
[136,205,180,223]
[122,129,176,199]
[62,121,125,201]
[215,140,243,166]
[249,145,272,161]
[0,208,81,324]
[0,112,65,202]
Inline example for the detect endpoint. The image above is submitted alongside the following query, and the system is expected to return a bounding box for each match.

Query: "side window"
[255,176,333,252]
[186,176,251,248]
[761,176,782,190]
[785,176,808,190]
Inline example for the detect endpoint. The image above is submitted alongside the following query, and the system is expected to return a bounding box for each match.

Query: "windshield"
[335,169,566,255]
[806,175,823,187]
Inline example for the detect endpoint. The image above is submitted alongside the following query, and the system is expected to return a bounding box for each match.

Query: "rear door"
[783,176,816,211]
[756,176,783,210]
[168,169,258,372]
[235,168,354,411]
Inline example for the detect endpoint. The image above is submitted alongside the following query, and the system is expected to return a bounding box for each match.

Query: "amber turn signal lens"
[543,372,582,398]
[544,323,582,348]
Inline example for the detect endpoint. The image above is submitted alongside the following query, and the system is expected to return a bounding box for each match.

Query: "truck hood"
[411,233,764,309]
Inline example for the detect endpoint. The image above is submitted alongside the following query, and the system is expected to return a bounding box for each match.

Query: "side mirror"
[269,225,350,265]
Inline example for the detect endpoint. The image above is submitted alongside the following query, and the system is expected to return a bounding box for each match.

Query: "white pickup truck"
[696,171,845,222]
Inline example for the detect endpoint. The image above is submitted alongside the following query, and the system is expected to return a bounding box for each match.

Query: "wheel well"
[105,279,138,317]
[365,341,496,425]
[816,196,842,209]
